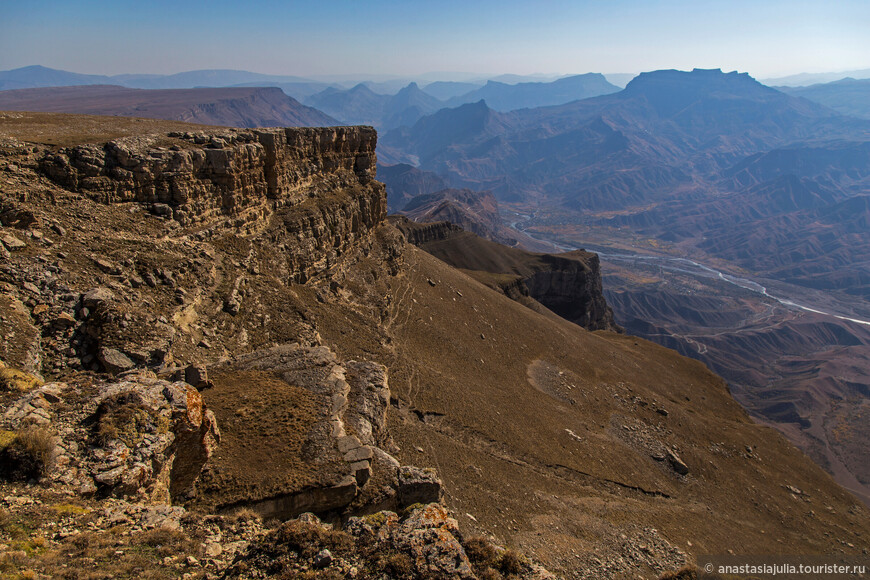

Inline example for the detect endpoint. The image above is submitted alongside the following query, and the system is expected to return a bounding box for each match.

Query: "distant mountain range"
[780,78,870,119]
[304,82,443,129]
[1,66,624,127]
[0,65,620,102]
[0,84,337,128]
[303,74,622,127]
[0,65,313,91]
[383,68,860,207]
[442,73,620,111]
[380,68,870,501]
[762,68,870,87]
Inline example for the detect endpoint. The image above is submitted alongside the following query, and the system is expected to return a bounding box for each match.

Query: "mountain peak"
[349,82,376,94]
[619,68,786,118]
[625,68,762,92]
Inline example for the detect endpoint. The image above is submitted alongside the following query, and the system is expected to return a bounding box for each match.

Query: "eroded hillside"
[0,112,868,579]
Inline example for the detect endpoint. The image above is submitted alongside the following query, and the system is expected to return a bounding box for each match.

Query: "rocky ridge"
[399,187,519,247]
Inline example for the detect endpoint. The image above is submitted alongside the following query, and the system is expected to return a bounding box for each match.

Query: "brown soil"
[194,369,334,511]
[0,110,217,147]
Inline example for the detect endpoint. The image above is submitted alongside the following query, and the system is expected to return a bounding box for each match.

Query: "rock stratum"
[0,111,868,579]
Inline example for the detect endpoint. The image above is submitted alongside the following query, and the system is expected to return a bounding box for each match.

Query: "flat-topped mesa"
[38,126,384,234]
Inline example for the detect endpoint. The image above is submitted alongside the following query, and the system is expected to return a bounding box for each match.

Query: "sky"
[1,0,868,80]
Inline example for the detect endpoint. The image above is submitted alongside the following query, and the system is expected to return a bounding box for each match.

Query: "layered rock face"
[520,252,615,331]
[39,127,384,281]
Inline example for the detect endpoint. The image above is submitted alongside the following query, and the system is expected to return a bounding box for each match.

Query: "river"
[506,211,870,327]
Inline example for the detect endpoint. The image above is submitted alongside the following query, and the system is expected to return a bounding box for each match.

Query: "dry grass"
[91,391,154,447]
[498,549,526,576]
[659,565,699,580]
[463,535,530,579]
[0,111,214,148]
[0,366,43,393]
[0,424,56,481]
[225,507,262,524]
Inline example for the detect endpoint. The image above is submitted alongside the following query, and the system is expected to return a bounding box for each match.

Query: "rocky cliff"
[38,126,384,283]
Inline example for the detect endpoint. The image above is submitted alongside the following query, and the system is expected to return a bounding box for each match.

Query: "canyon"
[381,68,870,508]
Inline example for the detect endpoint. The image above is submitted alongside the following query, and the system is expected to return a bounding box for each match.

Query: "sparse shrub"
[0,518,28,540]
[139,527,184,548]
[0,424,55,481]
[70,532,96,550]
[17,535,49,557]
[0,550,28,573]
[479,568,504,580]
[270,519,353,559]
[227,507,261,524]
[464,535,499,567]
[381,552,413,577]
[498,548,526,576]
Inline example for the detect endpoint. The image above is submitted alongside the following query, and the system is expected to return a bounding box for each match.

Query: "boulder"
[82,287,115,310]
[666,449,689,475]
[397,465,443,506]
[98,347,136,374]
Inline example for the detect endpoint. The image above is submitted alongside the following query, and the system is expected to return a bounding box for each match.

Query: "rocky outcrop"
[1,370,220,502]
[39,126,385,285]
[400,188,518,246]
[39,126,381,225]
[521,251,617,331]
[398,219,464,245]
[378,162,448,212]
[394,216,619,332]
[223,504,556,579]
[197,344,441,520]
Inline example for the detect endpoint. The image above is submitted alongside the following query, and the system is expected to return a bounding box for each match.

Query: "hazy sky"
[1,0,868,79]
